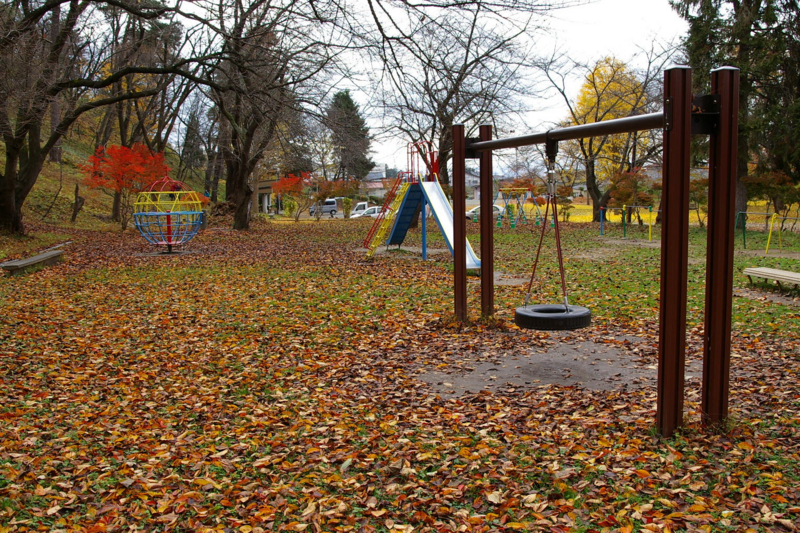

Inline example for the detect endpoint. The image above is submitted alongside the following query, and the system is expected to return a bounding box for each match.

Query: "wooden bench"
[1,249,64,276]
[743,267,800,291]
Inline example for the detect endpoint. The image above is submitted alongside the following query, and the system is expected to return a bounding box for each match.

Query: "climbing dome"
[133,177,205,252]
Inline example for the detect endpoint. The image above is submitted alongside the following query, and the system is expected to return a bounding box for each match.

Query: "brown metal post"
[453,125,468,323]
[702,67,740,425]
[479,124,494,318]
[658,66,692,438]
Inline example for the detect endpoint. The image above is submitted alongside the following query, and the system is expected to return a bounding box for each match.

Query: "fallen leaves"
[0,221,798,531]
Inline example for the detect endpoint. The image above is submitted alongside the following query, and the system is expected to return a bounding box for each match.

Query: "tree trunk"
[211,162,222,203]
[735,108,750,216]
[1,136,44,235]
[49,99,62,163]
[48,5,62,163]
[231,183,253,230]
[584,158,603,221]
[733,4,754,217]
[204,150,215,197]
[437,131,453,185]
[226,157,256,230]
[0,189,24,234]
[112,191,122,222]
[71,184,85,222]
[656,196,663,224]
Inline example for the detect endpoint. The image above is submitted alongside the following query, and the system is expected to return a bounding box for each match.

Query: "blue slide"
[387,181,481,269]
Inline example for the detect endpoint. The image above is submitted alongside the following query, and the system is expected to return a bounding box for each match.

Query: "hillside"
[4,136,210,229]
[0,136,212,262]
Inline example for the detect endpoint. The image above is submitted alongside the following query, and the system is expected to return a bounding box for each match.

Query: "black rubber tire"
[515,304,591,331]
[330,210,337,217]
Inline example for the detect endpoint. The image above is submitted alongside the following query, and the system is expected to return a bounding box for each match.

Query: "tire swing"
[515,147,591,331]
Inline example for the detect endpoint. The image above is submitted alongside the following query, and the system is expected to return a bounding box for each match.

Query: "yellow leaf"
[301,502,316,517]
[192,478,221,489]
[487,491,503,504]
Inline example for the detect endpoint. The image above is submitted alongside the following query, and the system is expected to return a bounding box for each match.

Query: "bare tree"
[186,0,347,230]
[367,5,535,184]
[92,6,195,221]
[0,0,206,234]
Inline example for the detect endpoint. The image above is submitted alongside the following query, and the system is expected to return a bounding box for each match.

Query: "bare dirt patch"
[738,249,800,260]
[603,238,661,248]
[573,247,615,261]
[735,287,800,307]
[418,331,702,396]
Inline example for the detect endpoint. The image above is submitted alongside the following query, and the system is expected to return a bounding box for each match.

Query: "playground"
[1,213,799,531]
[2,60,799,531]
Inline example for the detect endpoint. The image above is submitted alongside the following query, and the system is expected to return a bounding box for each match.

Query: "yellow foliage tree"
[546,55,665,221]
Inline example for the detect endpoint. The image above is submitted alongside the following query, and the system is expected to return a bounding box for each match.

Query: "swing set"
[493,187,530,227]
[451,66,740,438]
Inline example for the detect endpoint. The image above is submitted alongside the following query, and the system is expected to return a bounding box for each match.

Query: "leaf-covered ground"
[1,219,799,532]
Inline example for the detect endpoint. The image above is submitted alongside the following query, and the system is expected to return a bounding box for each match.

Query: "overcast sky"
[370,0,689,169]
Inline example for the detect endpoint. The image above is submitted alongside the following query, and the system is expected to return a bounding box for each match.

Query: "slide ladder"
[363,175,403,248]
[366,183,410,259]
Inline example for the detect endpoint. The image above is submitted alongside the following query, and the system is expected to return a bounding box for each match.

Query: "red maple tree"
[84,144,170,229]
[273,172,320,221]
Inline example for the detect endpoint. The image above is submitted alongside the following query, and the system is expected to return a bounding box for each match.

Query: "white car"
[350,201,369,217]
[466,204,504,220]
[352,206,383,218]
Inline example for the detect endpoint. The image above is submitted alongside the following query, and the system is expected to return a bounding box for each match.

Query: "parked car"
[352,206,383,218]
[350,201,369,217]
[466,204,504,220]
[309,198,338,217]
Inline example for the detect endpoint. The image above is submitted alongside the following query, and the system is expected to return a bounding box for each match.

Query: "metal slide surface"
[420,181,481,269]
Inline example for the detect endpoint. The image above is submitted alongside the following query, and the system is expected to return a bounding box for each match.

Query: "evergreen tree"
[671,0,800,214]
[182,110,207,171]
[324,90,374,180]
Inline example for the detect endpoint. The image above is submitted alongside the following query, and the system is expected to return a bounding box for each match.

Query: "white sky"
[369,0,689,169]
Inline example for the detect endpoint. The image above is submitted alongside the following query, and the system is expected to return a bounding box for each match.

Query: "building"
[360,165,389,199]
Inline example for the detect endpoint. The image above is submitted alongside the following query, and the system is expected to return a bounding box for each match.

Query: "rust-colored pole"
[657,66,692,438]
[702,67,740,426]
[453,124,467,323]
[479,124,494,318]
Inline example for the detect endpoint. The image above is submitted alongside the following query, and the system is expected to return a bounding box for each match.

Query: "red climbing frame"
[408,141,439,181]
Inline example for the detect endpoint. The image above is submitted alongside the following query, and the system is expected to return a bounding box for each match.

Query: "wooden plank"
[1,250,64,276]
[743,267,800,284]
[743,267,800,289]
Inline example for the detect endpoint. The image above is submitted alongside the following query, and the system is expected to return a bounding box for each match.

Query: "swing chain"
[547,162,557,197]
[523,146,571,311]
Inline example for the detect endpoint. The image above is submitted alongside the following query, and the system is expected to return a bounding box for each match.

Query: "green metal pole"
[623,204,627,239]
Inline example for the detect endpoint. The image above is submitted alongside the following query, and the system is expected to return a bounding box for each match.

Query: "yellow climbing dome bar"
[133,190,204,214]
